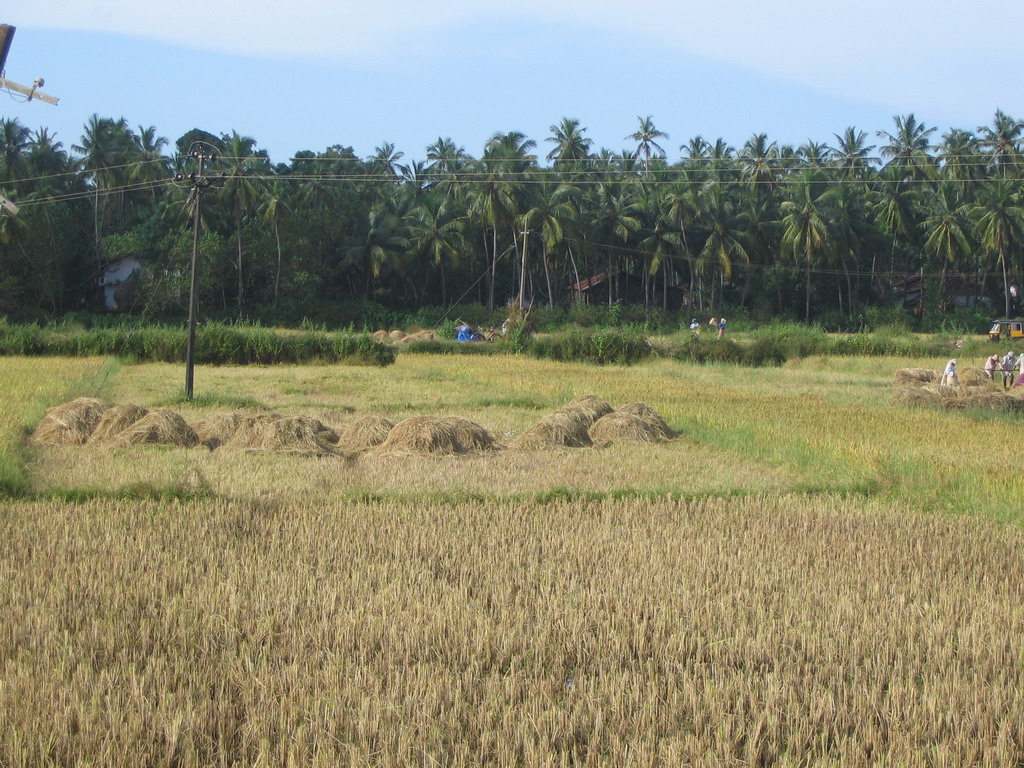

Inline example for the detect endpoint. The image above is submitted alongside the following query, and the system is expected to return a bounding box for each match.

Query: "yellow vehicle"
[988,319,1024,342]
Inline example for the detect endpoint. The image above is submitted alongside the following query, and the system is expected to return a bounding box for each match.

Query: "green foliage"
[528,326,652,365]
[671,336,746,365]
[0,321,395,366]
[402,339,507,356]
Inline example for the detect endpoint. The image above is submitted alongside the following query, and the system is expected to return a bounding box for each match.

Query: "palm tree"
[681,136,712,177]
[977,110,1023,177]
[877,114,936,178]
[346,194,411,296]
[696,181,750,311]
[73,114,133,259]
[922,185,973,310]
[589,181,641,304]
[522,178,577,305]
[128,125,171,201]
[829,127,876,180]
[627,115,668,173]
[739,133,778,193]
[780,172,833,321]
[821,181,869,316]
[408,190,465,304]
[218,131,265,306]
[369,141,409,180]
[259,180,291,306]
[937,128,981,199]
[970,179,1024,317]
[665,177,700,308]
[546,118,593,173]
[0,118,31,187]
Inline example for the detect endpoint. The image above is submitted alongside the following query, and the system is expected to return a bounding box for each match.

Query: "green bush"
[529,326,652,365]
[0,321,395,366]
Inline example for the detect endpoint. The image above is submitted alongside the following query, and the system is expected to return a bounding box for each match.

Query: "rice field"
[3,352,1024,766]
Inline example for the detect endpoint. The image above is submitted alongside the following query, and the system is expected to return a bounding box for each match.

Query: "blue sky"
[5,1,1024,165]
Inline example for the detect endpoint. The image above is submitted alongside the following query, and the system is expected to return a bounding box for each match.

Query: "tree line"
[2,111,1024,327]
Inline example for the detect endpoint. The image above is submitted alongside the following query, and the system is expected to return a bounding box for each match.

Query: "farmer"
[717,317,727,339]
[940,358,959,387]
[688,318,701,336]
[984,353,1000,379]
[1001,351,1017,389]
[456,321,476,342]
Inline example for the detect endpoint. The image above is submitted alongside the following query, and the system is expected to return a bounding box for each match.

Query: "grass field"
[2,352,1023,765]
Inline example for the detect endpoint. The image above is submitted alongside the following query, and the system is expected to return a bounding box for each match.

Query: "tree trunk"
[236,211,244,307]
[273,224,282,307]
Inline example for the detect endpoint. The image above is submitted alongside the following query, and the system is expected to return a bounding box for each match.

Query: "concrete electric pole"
[175,147,218,401]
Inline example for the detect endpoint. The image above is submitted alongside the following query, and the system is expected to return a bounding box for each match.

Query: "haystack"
[439,417,499,452]
[508,411,593,451]
[893,368,940,387]
[336,415,395,453]
[388,329,406,342]
[87,404,149,445]
[401,330,436,343]
[562,394,614,426]
[223,413,338,455]
[589,412,662,444]
[109,408,198,447]
[616,402,675,439]
[959,367,996,387]
[193,411,244,449]
[371,330,389,342]
[32,398,109,445]
[246,416,339,455]
[374,416,461,455]
[893,385,1024,414]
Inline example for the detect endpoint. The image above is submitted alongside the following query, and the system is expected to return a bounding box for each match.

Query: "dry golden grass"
[2,493,1022,766]
[7,352,1024,764]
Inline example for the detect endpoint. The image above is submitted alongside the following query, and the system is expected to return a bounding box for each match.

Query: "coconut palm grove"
[2,110,1024,329]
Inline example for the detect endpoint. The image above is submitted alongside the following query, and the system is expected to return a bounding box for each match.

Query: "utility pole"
[176,147,217,400]
[0,25,59,107]
[519,226,529,309]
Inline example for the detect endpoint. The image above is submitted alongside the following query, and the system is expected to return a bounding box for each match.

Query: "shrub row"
[0,322,395,366]
[528,327,653,366]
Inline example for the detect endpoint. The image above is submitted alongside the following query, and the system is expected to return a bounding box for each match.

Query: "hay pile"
[223,413,338,455]
[440,417,499,452]
[108,408,198,447]
[959,367,998,387]
[509,410,593,451]
[400,330,436,343]
[894,368,940,386]
[374,416,462,455]
[509,396,675,451]
[87,404,149,445]
[562,394,614,426]
[589,412,661,444]
[32,398,109,446]
[893,384,1024,413]
[616,402,675,439]
[336,415,395,453]
[192,411,244,449]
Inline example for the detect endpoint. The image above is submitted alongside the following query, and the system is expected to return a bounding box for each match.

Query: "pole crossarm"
[0,76,58,105]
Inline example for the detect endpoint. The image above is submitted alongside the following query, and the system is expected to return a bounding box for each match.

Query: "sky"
[4,1,1024,166]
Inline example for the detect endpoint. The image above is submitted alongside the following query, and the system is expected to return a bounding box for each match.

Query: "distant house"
[890,271,993,315]
[97,256,145,311]
[568,270,688,308]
